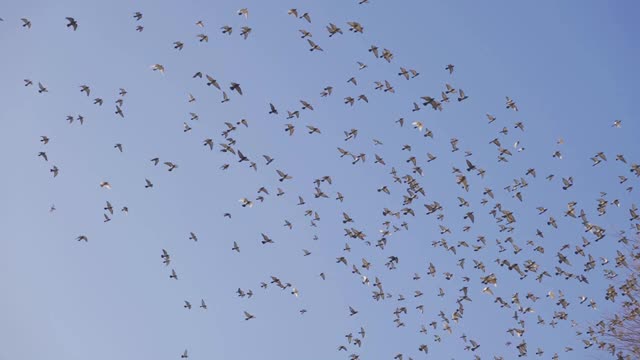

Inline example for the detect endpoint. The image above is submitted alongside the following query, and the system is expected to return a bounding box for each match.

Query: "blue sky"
[1,0,639,359]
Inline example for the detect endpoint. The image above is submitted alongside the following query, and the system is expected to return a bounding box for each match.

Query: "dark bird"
[65,17,78,30]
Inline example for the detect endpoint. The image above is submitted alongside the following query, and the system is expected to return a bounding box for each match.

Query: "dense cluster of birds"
[9,2,640,359]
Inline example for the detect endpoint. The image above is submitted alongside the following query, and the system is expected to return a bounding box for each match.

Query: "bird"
[506,96,519,111]
[321,86,333,97]
[230,82,243,95]
[327,23,343,37]
[239,198,253,208]
[37,82,48,93]
[347,21,364,33]
[262,155,274,165]
[65,17,78,30]
[299,29,312,38]
[205,75,221,89]
[21,18,32,28]
[243,311,255,320]
[104,201,114,215]
[151,64,165,73]
[284,124,295,136]
[240,26,252,39]
[307,39,323,51]
[261,233,274,244]
[446,64,455,74]
[457,89,468,101]
[164,162,178,171]
[276,170,292,182]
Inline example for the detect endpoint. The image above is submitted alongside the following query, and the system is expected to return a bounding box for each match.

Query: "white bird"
[239,198,253,208]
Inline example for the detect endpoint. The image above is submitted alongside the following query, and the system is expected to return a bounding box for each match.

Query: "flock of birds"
[7,2,640,359]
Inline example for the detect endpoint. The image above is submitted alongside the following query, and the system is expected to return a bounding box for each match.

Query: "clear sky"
[1,0,639,359]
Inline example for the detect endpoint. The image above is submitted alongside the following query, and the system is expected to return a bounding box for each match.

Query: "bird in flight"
[446,63,454,74]
[230,82,243,95]
[151,64,165,73]
[65,17,77,30]
[307,39,323,51]
[38,82,48,93]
